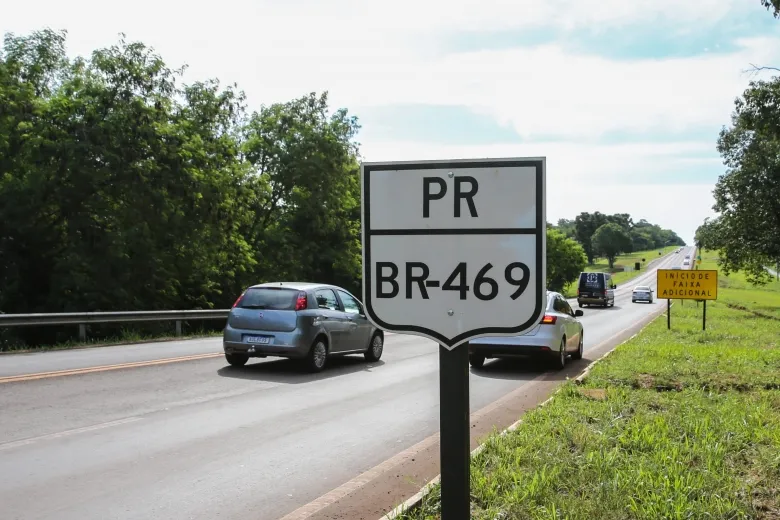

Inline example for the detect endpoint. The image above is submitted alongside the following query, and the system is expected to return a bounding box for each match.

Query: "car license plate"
[245,336,271,344]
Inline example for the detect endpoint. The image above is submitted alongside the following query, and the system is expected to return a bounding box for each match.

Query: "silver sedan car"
[223,282,384,372]
[468,291,584,370]
[632,285,654,303]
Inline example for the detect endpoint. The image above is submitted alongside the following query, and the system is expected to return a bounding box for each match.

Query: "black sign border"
[361,158,546,348]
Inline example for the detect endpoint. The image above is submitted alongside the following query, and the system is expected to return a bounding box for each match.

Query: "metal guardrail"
[0,310,230,341]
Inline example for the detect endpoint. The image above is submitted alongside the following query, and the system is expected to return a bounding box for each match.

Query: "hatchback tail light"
[541,314,557,325]
[232,292,245,308]
[295,291,308,311]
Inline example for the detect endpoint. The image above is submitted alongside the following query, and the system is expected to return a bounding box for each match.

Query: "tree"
[605,213,633,232]
[555,218,576,239]
[592,223,632,268]
[1,33,255,315]
[0,29,364,346]
[546,229,587,293]
[242,91,362,295]
[762,0,780,17]
[694,217,721,251]
[630,229,652,252]
[711,77,780,284]
[574,211,608,264]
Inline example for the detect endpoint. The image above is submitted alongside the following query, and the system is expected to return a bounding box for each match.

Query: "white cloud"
[243,36,778,142]
[1,0,766,242]
[4,1,776,143]
[256,0,746,34]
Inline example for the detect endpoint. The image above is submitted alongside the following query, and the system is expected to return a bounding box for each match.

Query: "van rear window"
[579,273,603,289]
[238,288,300,310]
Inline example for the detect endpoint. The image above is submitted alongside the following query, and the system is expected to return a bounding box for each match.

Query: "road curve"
[0,247,693,520]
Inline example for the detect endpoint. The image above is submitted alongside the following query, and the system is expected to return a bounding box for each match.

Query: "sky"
[4,0,780,244]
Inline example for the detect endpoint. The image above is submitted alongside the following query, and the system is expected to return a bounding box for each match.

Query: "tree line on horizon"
[0,29,684,346]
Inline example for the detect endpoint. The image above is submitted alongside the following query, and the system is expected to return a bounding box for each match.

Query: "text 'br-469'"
[360,157,547,349]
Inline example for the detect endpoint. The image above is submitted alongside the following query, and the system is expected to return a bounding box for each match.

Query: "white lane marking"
[0,417,142,452]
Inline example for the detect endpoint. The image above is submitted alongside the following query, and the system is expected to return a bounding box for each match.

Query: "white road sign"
[361,157,547,350]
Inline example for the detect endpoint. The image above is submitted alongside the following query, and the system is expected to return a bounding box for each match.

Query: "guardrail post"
[175,320,182,336]
[78,324,87,342]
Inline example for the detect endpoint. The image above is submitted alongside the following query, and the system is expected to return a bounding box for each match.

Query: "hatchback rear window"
[238,288,300,310]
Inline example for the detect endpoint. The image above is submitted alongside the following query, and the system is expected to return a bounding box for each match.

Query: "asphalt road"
[0,247,693,520]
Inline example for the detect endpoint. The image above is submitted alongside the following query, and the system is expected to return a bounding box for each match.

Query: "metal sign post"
[439,343,470,518]
[360,157,547,519]
[667,298,671,329]
[703,300,707,331]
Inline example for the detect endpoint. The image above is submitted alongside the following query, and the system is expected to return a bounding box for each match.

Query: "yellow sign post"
[657,269,718,330]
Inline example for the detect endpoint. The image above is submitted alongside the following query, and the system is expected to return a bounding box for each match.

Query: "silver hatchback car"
[223,282,384,372]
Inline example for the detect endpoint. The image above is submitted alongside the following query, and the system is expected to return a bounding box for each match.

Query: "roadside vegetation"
[399,249,780,519]
[693,15,780,288]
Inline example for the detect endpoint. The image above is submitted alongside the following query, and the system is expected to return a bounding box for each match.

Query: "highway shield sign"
[361,157,547,350]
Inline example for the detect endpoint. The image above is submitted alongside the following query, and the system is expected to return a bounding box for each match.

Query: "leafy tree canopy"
[762,0,780,17]
[592,223,633,269]
[546,228,587,293]
[0,29,362,345]
[570,212,683,264]
[707,77,780,284]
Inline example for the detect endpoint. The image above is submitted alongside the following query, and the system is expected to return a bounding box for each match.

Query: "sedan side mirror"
[575,309,584,317]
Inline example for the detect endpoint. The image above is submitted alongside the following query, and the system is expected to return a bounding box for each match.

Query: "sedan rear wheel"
[550,337,566,370]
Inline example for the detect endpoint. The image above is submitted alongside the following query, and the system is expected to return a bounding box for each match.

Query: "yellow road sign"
[657,269,718,300]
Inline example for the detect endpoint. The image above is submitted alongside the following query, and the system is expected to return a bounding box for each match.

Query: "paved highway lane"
[0,248,693,520]
[0,336,223,378]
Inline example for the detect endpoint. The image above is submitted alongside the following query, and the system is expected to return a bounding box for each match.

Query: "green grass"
[399,250,780,520]
[698,249,780,319]
[563,245,679,297]
[0,327,222,354]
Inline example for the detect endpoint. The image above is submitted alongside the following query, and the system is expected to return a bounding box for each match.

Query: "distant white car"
[632,285,654,303]
[683,259,690,266]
